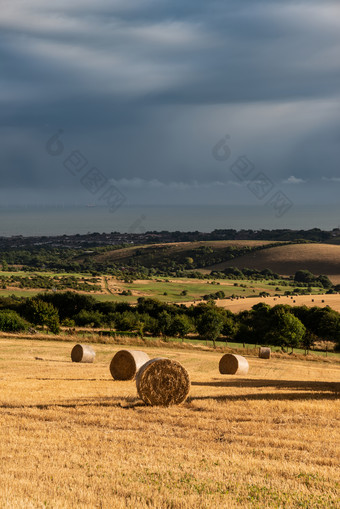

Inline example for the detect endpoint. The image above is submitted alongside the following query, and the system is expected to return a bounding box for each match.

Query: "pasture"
[0,338,339,508]
[0,271,326,305]
[102,277,299,303]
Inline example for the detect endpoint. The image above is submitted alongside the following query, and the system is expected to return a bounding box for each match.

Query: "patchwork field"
[0,338,339,508]
[0,271,329,306]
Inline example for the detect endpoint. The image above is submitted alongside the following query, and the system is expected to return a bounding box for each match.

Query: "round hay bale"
[110,350,150,380]
[71,344,95,363]
[219,354,249,375]
[136,358,190,406]
[259,347,271,359]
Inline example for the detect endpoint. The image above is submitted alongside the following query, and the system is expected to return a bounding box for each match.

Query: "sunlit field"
[0,338,339,508]
[0,272,328,305]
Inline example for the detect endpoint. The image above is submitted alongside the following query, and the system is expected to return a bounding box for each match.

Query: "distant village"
[0,227,339,251]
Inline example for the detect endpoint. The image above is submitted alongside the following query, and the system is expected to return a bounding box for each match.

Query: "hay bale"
[219,354,249,375]
[259,347,271,359]
[71,344,95,363]
[136,358,190,406]
[110,350,150,380]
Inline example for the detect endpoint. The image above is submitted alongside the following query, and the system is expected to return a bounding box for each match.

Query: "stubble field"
[0,338,339,508]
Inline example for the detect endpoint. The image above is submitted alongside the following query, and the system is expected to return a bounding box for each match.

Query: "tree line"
[0,293,339,351]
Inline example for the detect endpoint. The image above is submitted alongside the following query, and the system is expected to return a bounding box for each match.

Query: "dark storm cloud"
[0,0,339,205]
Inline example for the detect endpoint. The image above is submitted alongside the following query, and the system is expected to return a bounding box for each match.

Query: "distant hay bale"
[219,354,249,375]
[136,358,190,406]
[259,347,271,359]
[71,344,95,363]
[110,350,150,380]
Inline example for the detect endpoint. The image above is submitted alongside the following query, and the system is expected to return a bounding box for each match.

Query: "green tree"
[196,307,224,348]
[294,270,315,284]
[316,275,333,289]
[265,308,306,350]
[158,310,172,338]
[74,310,105,328]
[47,314,61,334]
[26,298,60,334]
[170,314,194,339]
[301,330,317,354]
[318,309,340,343]
[220,309,237,338]
[39,291,96,321]
[1,259,8,271]
[0,310,27,332]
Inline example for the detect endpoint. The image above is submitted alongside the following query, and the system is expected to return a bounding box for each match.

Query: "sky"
[1,0,340,229]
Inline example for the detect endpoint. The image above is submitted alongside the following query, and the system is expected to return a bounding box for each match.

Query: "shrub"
[74,310,105,328]
[0,310,28,332]
[25,298,60,334]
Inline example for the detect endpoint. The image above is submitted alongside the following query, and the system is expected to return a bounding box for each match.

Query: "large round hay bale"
[110,350,150,380]
[71,344,95,363]
[219,354,249,375]
[136,358,190,406]
[259,347,271,359]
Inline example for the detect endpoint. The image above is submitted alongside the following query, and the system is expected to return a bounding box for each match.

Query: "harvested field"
[214,293,340,313]
[0,338,339,508]
[207,243,340,279]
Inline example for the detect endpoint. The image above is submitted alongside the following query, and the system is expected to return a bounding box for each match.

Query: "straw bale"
[71,344,95,363]
[136,358,190,406]
[259,347,271,359]
[219,354,249,375]
[110,350,150,380]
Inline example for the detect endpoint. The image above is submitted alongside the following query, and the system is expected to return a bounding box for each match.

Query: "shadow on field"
[188,392,339,402]
[192,379,339,392]
[189,378,339,401]
[0,396,144,411]
[34,358,71,363]
[25,377,102,381]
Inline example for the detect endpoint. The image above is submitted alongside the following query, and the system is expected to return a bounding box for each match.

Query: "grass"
[0,337,339,508]
[0,271,330,305]
[0,270,89,278]
[0,289,42,298]
[101,276,327,304]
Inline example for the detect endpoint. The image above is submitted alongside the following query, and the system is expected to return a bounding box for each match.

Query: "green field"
[103,277,325,304]
[0,272,327,304]
[0,270,90,278]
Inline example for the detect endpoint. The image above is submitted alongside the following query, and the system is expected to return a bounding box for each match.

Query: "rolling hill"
[206,243,340,281]
[88,240,340,281]
[91,240,283,269]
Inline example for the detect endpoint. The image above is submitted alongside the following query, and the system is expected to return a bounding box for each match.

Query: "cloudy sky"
[1,0,340,222]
